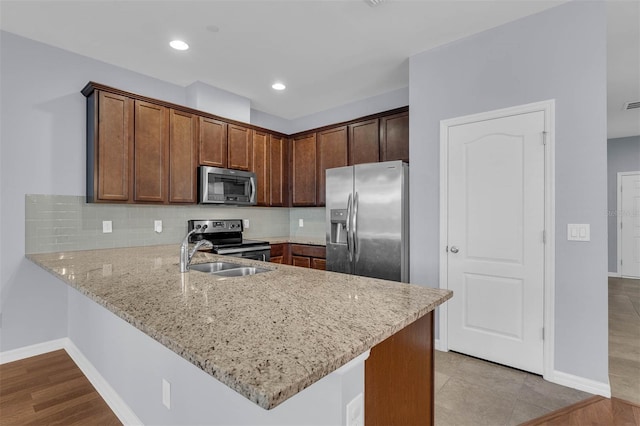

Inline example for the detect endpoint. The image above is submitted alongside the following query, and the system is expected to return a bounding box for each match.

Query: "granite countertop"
[265,236,326,246]
[27,245,451,410]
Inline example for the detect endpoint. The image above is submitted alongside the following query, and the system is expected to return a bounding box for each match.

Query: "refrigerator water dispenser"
[330,209,348,244]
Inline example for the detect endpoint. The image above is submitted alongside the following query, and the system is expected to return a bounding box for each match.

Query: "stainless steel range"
[187,219,270,262]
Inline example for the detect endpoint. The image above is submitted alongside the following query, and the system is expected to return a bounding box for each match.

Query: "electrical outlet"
[162,379,171,409]
[243,219,250,229]
[346,393,363,426]
[154,220,163,233]
[299,218,304,227]
[102,264,112,277]
[102,220,112,233]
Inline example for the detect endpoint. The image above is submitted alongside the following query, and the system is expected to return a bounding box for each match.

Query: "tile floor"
[608,277,640,405]
[433,277,640,425]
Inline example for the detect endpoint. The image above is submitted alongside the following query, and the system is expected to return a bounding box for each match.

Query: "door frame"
[617,171,640,278]
[438,99,556,378]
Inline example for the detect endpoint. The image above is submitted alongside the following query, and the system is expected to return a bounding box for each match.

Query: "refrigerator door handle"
[346,194,353,262]
[353,192,359,261]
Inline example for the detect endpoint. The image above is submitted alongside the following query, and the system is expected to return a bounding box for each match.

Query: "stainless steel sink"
[210,266,271,277]
[190,262,271,278]
[190,261,243,273]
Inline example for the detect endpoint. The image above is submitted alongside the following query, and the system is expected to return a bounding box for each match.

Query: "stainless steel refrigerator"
[325,160,409,282]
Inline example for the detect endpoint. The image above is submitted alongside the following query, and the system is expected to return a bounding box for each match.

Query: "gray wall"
[0,31,188,350]
[0,30,402,351]
[607,136,640,272]
[409,1,608,384]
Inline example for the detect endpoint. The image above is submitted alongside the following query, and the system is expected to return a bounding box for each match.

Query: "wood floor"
[521,395,640,426]
[0,349,121,425]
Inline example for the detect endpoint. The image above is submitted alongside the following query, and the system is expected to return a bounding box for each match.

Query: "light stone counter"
[27,245,451,410]
[265,236,326,246]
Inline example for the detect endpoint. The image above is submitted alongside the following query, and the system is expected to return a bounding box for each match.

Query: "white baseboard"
[608,272,621,278]
[0,338,143,426]
[546,370,611,398]
[434,339,447,352]
[0,338,68,364]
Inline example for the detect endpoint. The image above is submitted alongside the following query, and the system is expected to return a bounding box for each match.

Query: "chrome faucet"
[180,229,213,272]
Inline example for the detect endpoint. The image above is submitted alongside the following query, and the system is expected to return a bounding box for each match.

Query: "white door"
[620,173,640,278]
[447,111,546,374]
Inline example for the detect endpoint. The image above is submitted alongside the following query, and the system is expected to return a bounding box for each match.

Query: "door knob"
[450,246,459,254]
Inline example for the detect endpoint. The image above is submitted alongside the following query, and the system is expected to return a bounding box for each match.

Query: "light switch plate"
[299,218,304,227]
[102,220,112,233]
[567,224,590,241]
[243,219,250,229]
[154,220,163,233]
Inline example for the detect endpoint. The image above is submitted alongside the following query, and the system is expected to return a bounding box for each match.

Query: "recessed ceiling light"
[169,40,189,51]
[272,82,286,91]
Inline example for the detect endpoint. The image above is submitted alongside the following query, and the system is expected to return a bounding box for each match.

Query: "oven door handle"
[215,245,271,255]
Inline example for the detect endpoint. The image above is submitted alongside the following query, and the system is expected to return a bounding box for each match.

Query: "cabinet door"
[270,243,290,264]
[134,100,169,203]
[199,117,227,167]
[169,109,197,203]
[317,126,348,206]
[292,134,317,206]
[251,130,270,206]
[228,124,251,171]
[95,91,133,202]
[269,135,288,207]
[380,111,409,162]
[348,119,379,165]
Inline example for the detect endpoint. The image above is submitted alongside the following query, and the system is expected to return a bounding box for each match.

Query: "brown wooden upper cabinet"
[317,126,348,206]
[380,111,409,163]
[87,90,134,203]
[169,109,197,203]
[134,100,169,203]
[199,117,227,168]
[348,119,380,165]
[269,135,288,207]
[250,130,270,206]
[84,83,408,207]
[227,124,251,171]
[291,134,317,206]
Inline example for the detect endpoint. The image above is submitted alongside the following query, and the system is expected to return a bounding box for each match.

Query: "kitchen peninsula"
[27,245,451,425]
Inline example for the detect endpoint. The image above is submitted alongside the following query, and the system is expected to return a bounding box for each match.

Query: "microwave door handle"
[249,178,256,203]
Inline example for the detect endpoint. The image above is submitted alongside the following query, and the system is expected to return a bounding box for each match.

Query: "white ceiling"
[1,0,638,138]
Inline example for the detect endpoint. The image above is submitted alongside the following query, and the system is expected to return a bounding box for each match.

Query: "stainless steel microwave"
[198,166,257,205]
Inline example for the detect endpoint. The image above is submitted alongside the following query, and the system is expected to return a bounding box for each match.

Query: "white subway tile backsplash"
[25,194,323,254]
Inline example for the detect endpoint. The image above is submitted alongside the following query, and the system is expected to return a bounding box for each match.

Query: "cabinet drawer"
[311,258,326,270]
[292,256,311,268]
[290,244,326,259]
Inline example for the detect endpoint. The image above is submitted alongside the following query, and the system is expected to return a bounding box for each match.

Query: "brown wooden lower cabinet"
[365,312,434,426]
[270,243,325,270]
[292,256,311,268]
[311,258,326,270]
[269,243,290,265]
